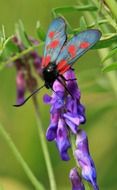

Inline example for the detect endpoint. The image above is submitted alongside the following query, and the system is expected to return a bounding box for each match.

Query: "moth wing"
[42,17,67,68]
[56,29,101,74]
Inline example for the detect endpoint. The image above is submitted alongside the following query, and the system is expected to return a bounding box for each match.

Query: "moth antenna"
[13,84,45,107]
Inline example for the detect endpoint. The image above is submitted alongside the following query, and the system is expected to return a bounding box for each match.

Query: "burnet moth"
[14,17,101,107]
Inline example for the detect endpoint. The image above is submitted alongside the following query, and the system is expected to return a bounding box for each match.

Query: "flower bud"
[74,130,99,190]
[56,118,71,161]
[69,168,85,190]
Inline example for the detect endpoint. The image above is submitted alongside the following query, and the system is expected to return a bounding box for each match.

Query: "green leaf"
[15,20,31,48]
[102,62,117,72]
[36,21,46,41]
[0,25,6,43]
[0,42,43,70]
[92,34,117,49]
[52,4,98,17]
[102,47,117,63]
[72,19,108,34]
[79,16,87,30]
[0,36,19,61]
[84,181,92,190]
[0,26,6,54]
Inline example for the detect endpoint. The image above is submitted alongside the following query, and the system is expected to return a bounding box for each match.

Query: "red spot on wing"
[68,45,76,58]
[80,41,90,48]
[57,60,70,74]
[42,55,51,67]
[48,31,55,38]
[57,60,67,70]
[60,65,70,74]
[49,40,59,48]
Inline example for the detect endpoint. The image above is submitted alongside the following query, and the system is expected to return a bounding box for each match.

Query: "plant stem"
[85,1,117,97]
[104,0,117,19]
[32,96,57,190]
[0,123,45,190]
[98,48,117,96]
[0,42,44,70]
[71,133,78,165]
[52,4,98,17]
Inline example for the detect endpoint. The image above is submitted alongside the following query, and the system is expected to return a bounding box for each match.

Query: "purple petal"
[64,69,76,80]
[68,82,80,98]
[63,113,80,126]
[49,91,64,112]
[74,130,99,190]
[16,70,26,104]
[46,113,59,141]
[53,79,65,92]
[46,124,57,141]
[64,69,81,99]
[69,168,85,190]
[66,97,77,113]
[56,118,71,161]
[30,51,43,76]
[75,130,89,154]
[65,118,78,134]
[43,94,52,104]
[51,112,60,124]
[77,104,85,115]
[66,98,79,115]
[34,57,42,68]
[54,99,64,109]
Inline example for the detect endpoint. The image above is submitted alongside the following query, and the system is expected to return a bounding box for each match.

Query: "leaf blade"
[36,21,46,41]
[103,62,117,72]
[102,47,117,63]
[15,20,31,48]
[92,34,117,49]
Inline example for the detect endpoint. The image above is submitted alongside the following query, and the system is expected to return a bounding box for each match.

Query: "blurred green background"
[0,0,117,190]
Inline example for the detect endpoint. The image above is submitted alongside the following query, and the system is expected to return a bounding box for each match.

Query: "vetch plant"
[44,69,99,189]
[0,0,117,189]
[43,69,86,161]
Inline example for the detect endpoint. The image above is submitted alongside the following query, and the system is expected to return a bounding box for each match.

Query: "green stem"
[73,19,108,33]
[0,42,44,70]
[71,133,79,167]
[84,1,117,97]
[98,48,117,96]
[33,97,57,190]
[51,4,98,17]
[0,123,45,190]
[104,0,117,19]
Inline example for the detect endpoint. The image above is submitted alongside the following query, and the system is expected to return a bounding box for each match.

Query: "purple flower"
[12,35,42,104]
[74,130,99,190]
[55,118,71,161]
[16,70,26,104]
[43,69,86,161]
[69,168,85,190]
[30,51,43,77]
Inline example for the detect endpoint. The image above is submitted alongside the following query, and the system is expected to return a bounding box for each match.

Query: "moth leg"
[60,74,77,82]
[57,78,74,99]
